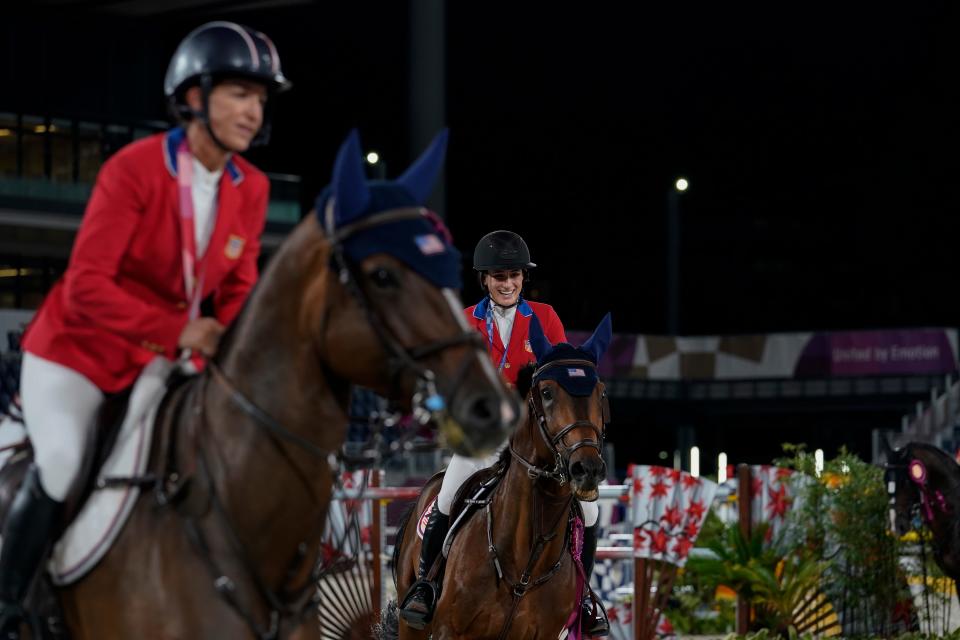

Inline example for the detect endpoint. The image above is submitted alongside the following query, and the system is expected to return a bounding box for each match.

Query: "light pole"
[666,177,689,335]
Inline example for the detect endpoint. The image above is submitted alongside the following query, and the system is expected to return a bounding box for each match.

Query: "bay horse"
[2,129,519,639]
[387,314,612,640]
[887,441,960,605]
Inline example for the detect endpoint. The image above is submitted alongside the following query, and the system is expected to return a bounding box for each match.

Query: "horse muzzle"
[569,454,606,501]
[445,389,521,457]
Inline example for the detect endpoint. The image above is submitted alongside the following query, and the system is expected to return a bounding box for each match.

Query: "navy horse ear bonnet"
[528,313,612,396]
[315,129,462,289]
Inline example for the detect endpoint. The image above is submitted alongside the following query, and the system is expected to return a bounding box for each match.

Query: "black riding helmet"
[473,230,537,295]
[473,230,537,271]
[164,21,291,150]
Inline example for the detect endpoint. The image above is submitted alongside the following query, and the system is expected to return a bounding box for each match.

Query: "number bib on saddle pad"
[44,356,173,585]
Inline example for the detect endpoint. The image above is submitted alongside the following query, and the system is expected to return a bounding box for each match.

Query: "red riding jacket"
[22,128,269,393]
[463,296,566,386]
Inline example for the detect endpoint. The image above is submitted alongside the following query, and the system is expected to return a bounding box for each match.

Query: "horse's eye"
[368,267,398,289]
[541,387,553,402]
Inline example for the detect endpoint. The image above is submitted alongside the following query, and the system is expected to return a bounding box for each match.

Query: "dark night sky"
[8,1,960,338]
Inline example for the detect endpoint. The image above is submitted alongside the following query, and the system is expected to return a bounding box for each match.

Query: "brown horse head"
[223,129,520,458]
[514,313,612,500]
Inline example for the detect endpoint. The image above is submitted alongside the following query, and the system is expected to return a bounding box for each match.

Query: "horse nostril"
[468,394,496,424]
[570,461,586,481]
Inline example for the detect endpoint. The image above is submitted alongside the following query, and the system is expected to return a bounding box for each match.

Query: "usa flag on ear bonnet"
[528,313,613,396]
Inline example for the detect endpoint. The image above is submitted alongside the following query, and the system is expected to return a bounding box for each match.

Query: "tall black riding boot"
[399,505,449,630]
[580,524,609,637]
[0,466,62,640]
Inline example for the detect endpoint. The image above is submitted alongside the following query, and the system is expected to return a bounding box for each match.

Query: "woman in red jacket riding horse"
[400,230,609,636]
[0,21,289,635]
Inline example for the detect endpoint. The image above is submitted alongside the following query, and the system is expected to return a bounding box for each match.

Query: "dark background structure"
[4,1,960,471]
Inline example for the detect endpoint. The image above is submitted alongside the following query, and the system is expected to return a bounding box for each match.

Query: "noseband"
[510,358,609,484]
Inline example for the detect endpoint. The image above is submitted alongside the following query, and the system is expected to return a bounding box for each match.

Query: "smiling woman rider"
[399,230,609,636]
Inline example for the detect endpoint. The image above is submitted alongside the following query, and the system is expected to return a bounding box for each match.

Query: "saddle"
[0,358,196,571]
[442,450,510,558]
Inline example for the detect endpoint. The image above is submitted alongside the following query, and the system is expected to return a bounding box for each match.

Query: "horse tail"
[373,599,399,640]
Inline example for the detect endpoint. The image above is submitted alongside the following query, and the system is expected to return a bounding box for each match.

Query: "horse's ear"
[396,129,448,204]
[529,314,553,362]
[332,129,371,226]
[581,313,613,364]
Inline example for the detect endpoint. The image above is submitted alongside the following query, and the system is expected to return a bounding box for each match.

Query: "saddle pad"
[48,356,174,585]
[416,496,438,540]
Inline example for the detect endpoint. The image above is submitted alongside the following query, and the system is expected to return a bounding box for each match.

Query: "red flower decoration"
[633,477,643,494]
[649,466,669,477]
[683,520,701,540]
[662,505,684,528]
[686,499,706,521]
[767,483,792,520]
[633,528,647,550]
[775,467,793,480]
[668,468,682,482]
[751,476,763,497]
[682,474,700,489]
[651,480,670,499]
[673,536,694,559]
[650,529,670,554]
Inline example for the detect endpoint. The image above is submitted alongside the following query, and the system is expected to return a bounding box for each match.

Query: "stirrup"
[581,596,609,637]
[398,579,439,630]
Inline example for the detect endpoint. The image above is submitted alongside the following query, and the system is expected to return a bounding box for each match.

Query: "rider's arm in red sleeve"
[214,178,268,327]
[62,155,186,356]
[542,305,567,344]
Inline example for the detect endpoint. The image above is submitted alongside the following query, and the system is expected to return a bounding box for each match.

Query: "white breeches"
[20,353,104,501]
[436,449,600,527]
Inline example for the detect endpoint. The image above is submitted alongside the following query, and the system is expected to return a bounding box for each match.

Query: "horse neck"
[496,410,573,567]
[199,220,348,573]
[218,218,348,451]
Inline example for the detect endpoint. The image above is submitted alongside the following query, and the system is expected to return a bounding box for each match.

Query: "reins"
[491,361,608,639]
[133,205,491,639]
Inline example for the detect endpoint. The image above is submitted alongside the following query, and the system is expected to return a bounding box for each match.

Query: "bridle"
[178,204,489,639]
[494,357,609,639]
[208,204,485,461]
[324,203,486,424]
[886,451,952,531]
[510,358,610,485]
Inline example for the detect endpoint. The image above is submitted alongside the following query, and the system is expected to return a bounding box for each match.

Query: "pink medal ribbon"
[176,140,207,321]
[564,515,586,640]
